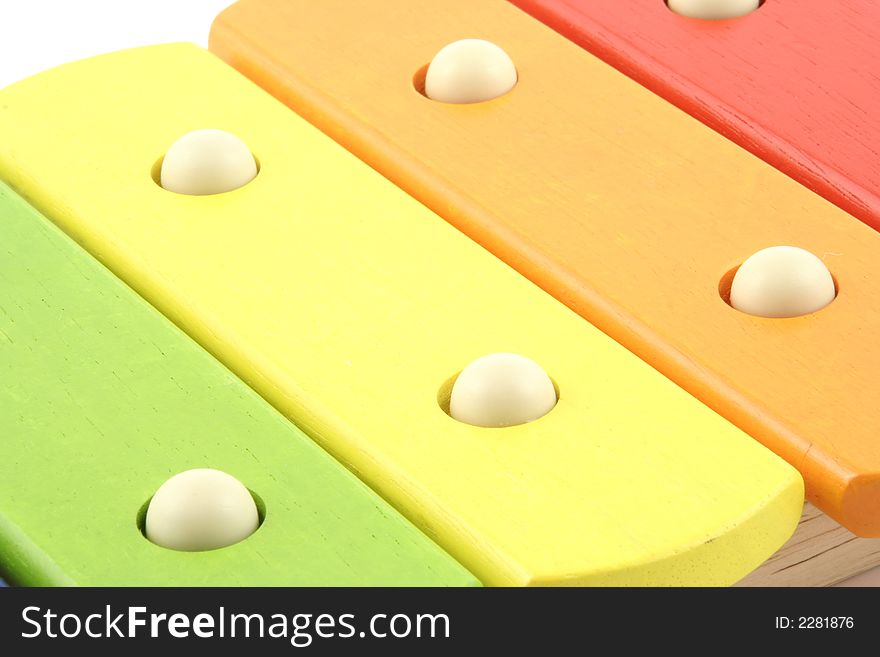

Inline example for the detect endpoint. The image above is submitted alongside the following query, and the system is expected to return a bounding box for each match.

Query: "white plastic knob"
[145,469,260,551]
[668,0,760,20]
[425,39,517,104]
[450,353,557,428]
[160,129,257,195]
[730,246,836,318]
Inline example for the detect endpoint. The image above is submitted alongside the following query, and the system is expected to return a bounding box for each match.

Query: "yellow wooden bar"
[0,44,803,585]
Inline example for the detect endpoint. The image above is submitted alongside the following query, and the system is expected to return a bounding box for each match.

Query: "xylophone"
[0,0,877,586]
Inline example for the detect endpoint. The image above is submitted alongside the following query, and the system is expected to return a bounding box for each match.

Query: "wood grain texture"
[0,45,802,586]
[0,182,476,587]
[739,504,880,587]
[509,0,880,231]
[209,0,880,536]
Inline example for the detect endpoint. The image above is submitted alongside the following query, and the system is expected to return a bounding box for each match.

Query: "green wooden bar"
[0,182,477,586]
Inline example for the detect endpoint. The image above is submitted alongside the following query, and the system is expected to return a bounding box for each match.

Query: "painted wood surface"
[0,44,802,586]
[509,0,880,231]
[209,0,880,536]
[0,181,476,586]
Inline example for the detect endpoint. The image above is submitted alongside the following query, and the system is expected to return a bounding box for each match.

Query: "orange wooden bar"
[509,0,880,233]
[210,0,880,536]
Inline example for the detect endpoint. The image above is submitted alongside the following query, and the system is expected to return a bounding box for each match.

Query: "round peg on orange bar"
[730,246,836,318]
[425,39,517,104]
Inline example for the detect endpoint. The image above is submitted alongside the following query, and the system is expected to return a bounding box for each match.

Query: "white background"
[0,0,232,86]
[0,0,877,587]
